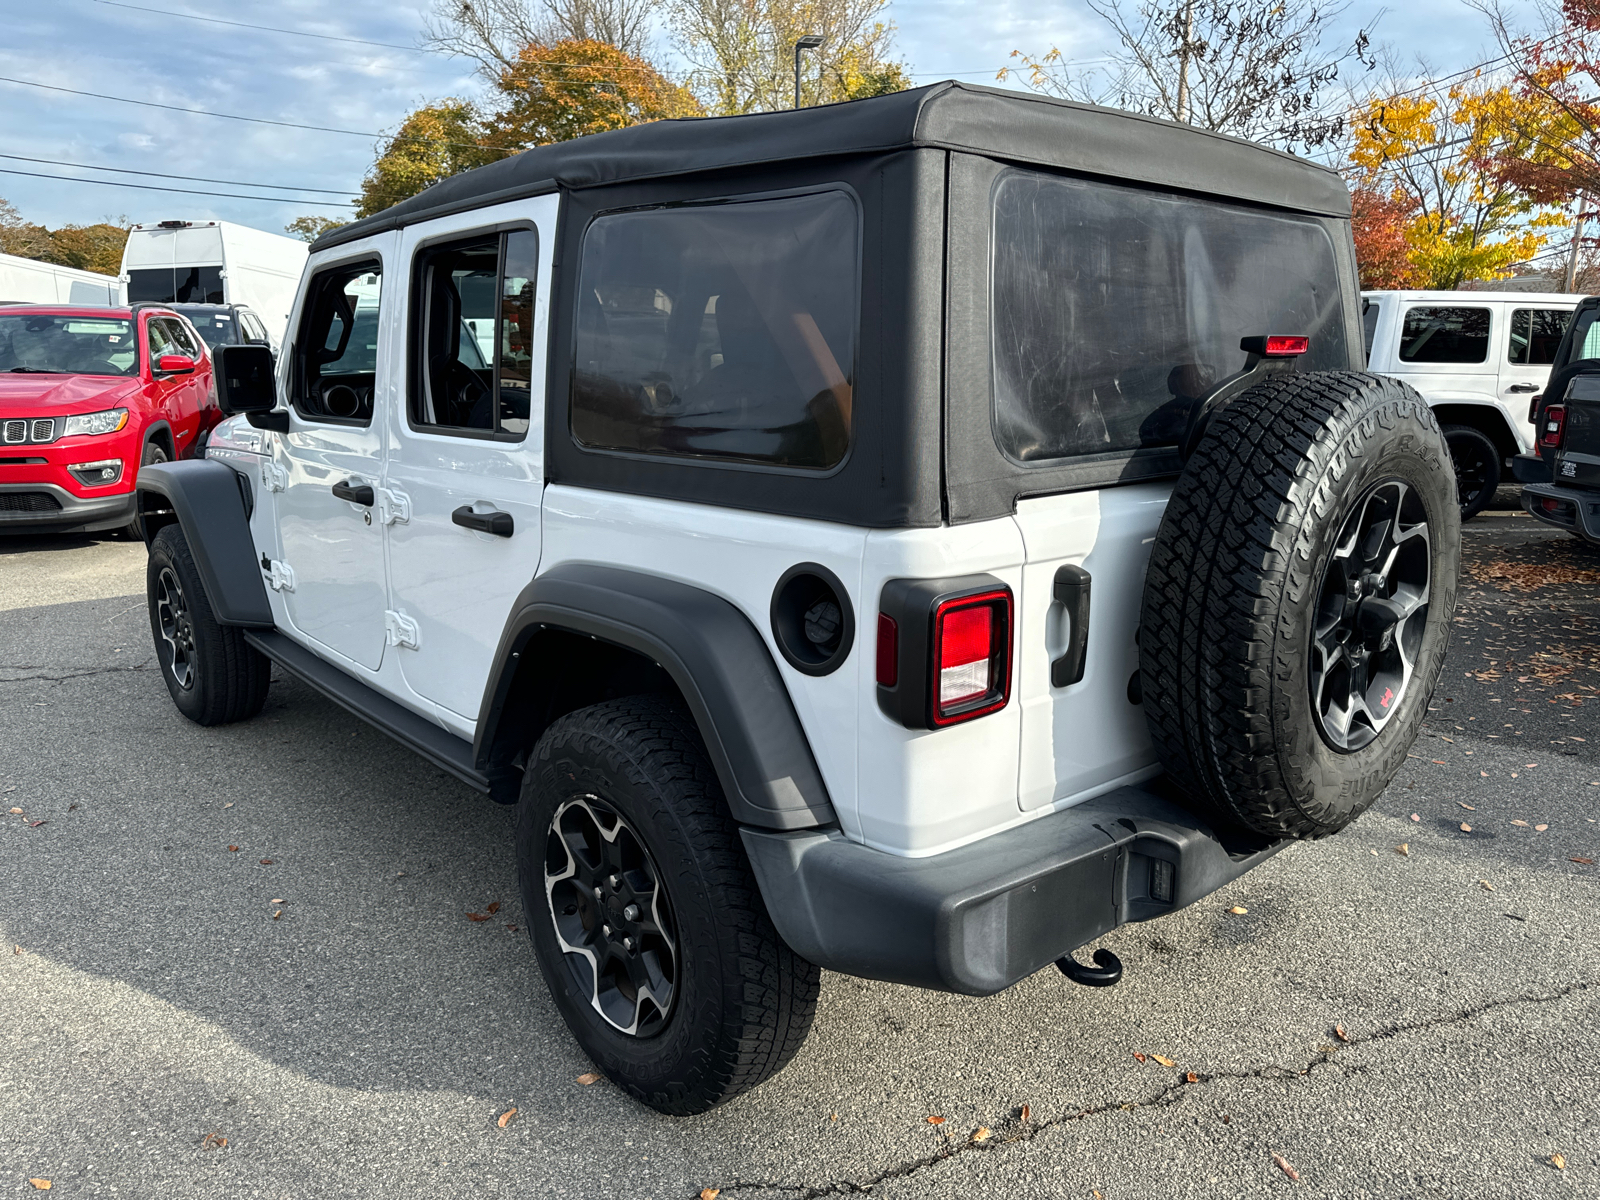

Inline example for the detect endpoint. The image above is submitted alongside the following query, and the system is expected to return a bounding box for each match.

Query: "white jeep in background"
[1362,289,1579,518]
[135,83,1458,1115]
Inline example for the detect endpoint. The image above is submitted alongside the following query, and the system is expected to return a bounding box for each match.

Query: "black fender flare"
[136,460,273,627]
[142,418,175,460]
[474,564,837,831]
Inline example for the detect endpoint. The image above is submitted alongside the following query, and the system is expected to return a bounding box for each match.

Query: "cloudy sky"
[1,0,1498,239]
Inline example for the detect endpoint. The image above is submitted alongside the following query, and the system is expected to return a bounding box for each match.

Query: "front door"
[383,197,555,723]
[273,245,393,671]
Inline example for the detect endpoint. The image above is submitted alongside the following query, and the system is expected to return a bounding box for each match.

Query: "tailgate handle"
[1051,564,1091,688]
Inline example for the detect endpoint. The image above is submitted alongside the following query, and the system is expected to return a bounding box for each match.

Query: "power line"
[0,151,357,196]
[87,0,432,53]
[0,166,355,207]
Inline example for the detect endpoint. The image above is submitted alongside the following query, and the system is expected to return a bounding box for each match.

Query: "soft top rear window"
[570,190,858,471]
[991,171,1349,464]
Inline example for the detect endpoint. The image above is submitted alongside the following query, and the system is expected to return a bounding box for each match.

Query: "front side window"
[411,228,537,437]
[1508,308,1571,365]
[991,171,1349,463]
[571,191,858,471]
[0,314,136,377]
[1399,306,1490,363]
[146,317,175,365]
[293,260,382,424]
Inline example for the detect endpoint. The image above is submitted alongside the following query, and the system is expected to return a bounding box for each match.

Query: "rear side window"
[990,171,1349,463]
[1508,308,1571,365]
[570,191,858,471]
[1362,298,1381,364]
[1399,306,1489,363]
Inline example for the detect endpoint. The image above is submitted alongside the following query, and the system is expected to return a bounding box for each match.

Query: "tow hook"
[1056,948,1123,987]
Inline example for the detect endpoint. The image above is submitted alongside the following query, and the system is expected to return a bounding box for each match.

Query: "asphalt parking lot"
[2,507,1596,1199]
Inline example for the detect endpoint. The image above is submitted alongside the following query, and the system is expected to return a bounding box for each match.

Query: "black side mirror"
[215,344,277,415]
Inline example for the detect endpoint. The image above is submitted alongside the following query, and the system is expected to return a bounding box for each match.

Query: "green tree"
[285,215,348,243]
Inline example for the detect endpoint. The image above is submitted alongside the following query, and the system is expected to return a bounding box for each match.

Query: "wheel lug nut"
[609,874,620,890]
[593,886,603,899]
[623,937,633,951]
[623,904,639,922]
[602,923,611,936]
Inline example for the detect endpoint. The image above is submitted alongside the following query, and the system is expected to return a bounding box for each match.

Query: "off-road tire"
[146,524,271,725]
[1441,424,1500,520]
[517,695,819,1115]
[1140,371,1459,840]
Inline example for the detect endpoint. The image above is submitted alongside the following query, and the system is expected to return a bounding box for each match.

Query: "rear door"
[1501,304,1575,445]
[382,197,555,726]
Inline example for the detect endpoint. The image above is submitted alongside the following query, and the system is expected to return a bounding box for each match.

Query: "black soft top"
[317,81,1349,251]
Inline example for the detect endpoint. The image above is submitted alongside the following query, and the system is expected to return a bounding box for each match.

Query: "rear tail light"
[1542,404,1567,448]
[931,590,1012,725]
[1528,394,1543,424]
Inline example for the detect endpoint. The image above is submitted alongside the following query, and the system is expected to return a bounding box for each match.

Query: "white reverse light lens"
[62,408,129,437]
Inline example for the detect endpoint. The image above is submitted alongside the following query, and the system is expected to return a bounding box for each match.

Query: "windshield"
[172,307,240,349]
[0,314,138,376]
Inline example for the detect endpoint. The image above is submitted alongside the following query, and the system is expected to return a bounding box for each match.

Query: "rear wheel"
[1442,424,1500,520]
[517,696,819,1115]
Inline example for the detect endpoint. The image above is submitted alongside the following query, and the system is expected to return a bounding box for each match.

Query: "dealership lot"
[2,512,1596,1199]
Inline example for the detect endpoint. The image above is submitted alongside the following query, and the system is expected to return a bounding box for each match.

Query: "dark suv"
[168,303,276,355]
[1517,295,1600,543]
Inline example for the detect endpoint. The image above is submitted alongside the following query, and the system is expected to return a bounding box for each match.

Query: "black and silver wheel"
[518,696,819,1115]
[146,524,271,725]
[1141,371,1459,839]
[1441,424,1499,520]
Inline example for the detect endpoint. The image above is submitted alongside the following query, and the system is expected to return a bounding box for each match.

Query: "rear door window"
[1362,298,1381,364]
[990,171,1349,463]
[1399,306,1490,363]
[570,190,858,471]
[1507,308,1571,365]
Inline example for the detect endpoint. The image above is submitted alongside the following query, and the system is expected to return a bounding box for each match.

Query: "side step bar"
[244,629,494,795]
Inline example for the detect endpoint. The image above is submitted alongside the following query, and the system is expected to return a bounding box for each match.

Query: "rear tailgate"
[1556,374,1600,487]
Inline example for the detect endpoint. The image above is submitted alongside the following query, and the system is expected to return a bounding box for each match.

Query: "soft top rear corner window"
[570,190,858,471]
[991,170,1349,465]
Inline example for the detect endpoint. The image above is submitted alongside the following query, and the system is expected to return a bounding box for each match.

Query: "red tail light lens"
[1542,404,1567,448]
[1263,335,1309,356]
[931,590,1012,725]
[875,613,898,687]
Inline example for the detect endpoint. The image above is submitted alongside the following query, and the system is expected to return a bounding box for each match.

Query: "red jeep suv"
[0,304,220,536]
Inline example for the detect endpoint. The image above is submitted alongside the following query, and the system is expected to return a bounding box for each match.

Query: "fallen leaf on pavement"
[27,820,44,828]
[1480,881,1494,891]
[1460,823,1473,833]
[1272,1153,1301,1182]
[271,899,284,905]
[576,1072,601,1086]
[1132,1052,1147,1063]
[701,1190,721,1200]
[1185,1072,1199,1083]
[8,807,21,814]
[227,845,239,852]
[1536,824,1549,832]
[27,1180,49,1191]
[466,912,491,922]
[1552,1153,1566,1170]
[200,1132,227,1150]
[1151,1054,1177,1068]
[259,859,273,865]
[497,1107,517,1128]
[1334,1025,1350,1042]
[487,901,501,914]
[1410,813,1421,822]
[1480,771,1489,777]
[1571,857,1594,865]
[1228,906,1248,915]
[972,1127,991,1142]
[1396,844,1409,856]
[66,804,77,812]
[1020,1104,1031,1121]
[1511,820,1529,827]
[272,910,282,920]
[1459,802,1475,810]
[926,1115,945,1125]
[223,802,234,808]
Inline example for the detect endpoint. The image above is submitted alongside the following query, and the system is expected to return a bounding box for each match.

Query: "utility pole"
[1174,0,1196,123]
[1564,194,1587,293]
[794,35,824,109]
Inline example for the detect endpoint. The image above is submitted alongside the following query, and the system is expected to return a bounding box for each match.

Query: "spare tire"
[1140,371,1459,839]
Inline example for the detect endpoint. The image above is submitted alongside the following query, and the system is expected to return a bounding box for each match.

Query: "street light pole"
[794,35,824,109]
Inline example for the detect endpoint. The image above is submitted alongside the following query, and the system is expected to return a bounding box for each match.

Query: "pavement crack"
[0,665,157,684]
[698,980,1593,1198]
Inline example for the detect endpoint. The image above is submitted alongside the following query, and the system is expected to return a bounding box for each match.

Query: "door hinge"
[260,554,295,592]
[377,487,411,525]
[384,609,421,650]
[261,461,288,493]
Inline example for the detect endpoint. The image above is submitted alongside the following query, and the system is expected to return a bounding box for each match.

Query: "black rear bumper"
[1512,451,1552,485]
[1523,481,1600,542]
[742,784,1286,996]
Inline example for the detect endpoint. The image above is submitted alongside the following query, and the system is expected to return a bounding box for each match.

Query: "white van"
[0,250,124,306]
[120,221,307,347]
[1361,289,1579,517]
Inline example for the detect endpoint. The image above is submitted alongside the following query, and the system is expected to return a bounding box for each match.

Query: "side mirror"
[214,344,278,415]
[156,354,197,375]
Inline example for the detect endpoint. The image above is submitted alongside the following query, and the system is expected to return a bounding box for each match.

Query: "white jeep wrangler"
[137,83,1459,1115]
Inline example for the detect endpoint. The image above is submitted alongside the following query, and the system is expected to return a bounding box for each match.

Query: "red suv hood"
[0,374,141,413]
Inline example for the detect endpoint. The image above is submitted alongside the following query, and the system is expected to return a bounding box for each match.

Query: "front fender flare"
[475,564,837,831]
[136,460,272,627]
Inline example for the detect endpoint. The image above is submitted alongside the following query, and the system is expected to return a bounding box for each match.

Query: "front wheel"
[517,696,819,1115]
[121,440,167,540]
[1442,424,1500,520]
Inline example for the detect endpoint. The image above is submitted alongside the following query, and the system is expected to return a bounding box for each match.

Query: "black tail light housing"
[876,574,1013,729]
[1541,404,1567,449]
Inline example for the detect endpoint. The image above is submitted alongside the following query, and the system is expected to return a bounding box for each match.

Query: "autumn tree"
[425,0,655,68]
[1002,0,1372,153]
[285,216,348,243]
[1348,83,1560,288]
[1349,185,1420,288]
[0,198,128,274]
[358,100,501,218]
[666,0,908,114]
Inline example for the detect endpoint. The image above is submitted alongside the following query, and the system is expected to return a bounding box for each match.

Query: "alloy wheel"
[1444,430,1495,516]
[1310,478,1432,752]
[155,566,196,691]
[544,796,677,1037]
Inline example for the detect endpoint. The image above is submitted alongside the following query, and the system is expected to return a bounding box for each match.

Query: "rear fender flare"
[475,564,837,831]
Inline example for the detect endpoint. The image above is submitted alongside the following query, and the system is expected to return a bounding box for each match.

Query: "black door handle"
[1506,383,1540,393]
[331,479,374,506]
[1051,564,1091,688]
[452,505,513,537]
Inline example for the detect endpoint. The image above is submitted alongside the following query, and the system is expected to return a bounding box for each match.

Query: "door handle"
[332,480,375,506]
[1051,564,1091,688]
[1506,383,1540,393]
[452,505,514,537]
